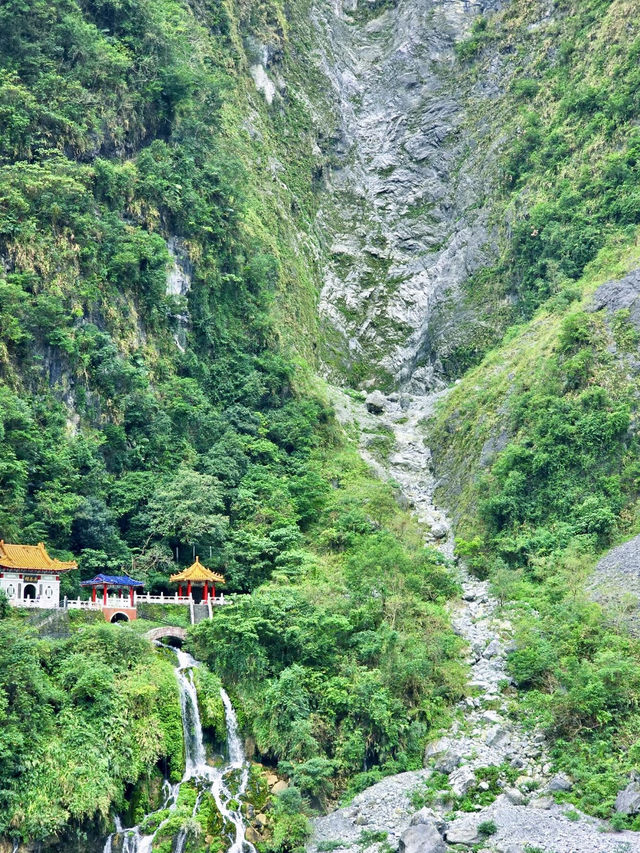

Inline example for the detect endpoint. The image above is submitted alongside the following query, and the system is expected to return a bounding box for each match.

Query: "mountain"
[3,0,640,850]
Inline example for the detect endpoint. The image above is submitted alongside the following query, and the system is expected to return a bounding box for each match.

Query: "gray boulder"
[546,772,573,792]
[409,806,446,834]
[435,748,462,774]
[503,786,525,805]
[445,816,479,845]
[365,390,386,414]
[424,736,450,762]
[615,781,640,815]
[449,765,476,797]
[399,822,446,853]
[483,638,502,658]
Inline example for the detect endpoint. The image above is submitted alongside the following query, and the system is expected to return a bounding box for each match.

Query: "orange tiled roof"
[0,540,77,573]
[170,556,225,584]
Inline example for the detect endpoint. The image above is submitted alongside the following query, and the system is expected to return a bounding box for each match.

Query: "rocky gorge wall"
[305,0,504,390]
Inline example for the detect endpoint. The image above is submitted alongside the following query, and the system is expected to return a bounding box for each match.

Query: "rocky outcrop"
[616,781,640,815]
[591,268,640,328]
[308,0,506,389]
[589,534,640,634]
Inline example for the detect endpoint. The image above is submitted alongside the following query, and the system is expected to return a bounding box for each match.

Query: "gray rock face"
[399,822,445,853]
[616,782,640,815]
[309,0,504,388]
[591,268,640,328]
[590,534,640,633]
[365,389,387,413]
[547,772,573,792]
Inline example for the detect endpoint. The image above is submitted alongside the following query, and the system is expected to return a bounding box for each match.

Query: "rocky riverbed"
[310,388,640,853]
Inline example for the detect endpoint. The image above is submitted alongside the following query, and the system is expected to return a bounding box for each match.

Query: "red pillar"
[103,584,107,605]
[203,582,208,601]
[92,586,96,603]
[179,585,183,597]
[212,584,215,600]
[187,580,192,598]
[129,587,134,606]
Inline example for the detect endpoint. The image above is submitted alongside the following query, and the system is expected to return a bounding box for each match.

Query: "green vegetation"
[0,0,463,845]
[0,618,182,844]
[190,448,464,803]
[444,0,640,375]
[427,1,640,825]
[432,204,640,822]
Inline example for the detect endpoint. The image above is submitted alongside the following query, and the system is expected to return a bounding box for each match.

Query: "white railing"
[12,592,231,612]
[67,596,135,610]
[137,592,226,606]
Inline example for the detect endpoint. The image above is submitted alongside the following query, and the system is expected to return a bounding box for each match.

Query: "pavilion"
[170,556,225,602]
[80,573,144,622]
[0,540,77,608]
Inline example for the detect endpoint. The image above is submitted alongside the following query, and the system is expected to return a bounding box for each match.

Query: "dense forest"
[5,0,640,850]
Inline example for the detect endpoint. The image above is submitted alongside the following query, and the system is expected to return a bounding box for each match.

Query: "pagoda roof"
[80,574,144,588]
[170,556,225,584]
[0,540,77,573]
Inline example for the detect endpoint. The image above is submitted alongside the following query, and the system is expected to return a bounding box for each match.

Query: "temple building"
[170,556,225,602]
[0,540,77,608]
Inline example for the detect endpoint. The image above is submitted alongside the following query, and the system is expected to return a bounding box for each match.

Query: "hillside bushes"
[0,619,183,843]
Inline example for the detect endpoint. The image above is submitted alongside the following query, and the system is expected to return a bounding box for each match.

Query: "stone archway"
[110,611,130,623]
[144,626,187,644]
[23,583,36,600]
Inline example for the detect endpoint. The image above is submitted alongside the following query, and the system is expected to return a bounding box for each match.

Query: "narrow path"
[309,387,640,852]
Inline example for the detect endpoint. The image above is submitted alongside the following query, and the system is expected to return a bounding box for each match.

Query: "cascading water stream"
[104,646,254,853]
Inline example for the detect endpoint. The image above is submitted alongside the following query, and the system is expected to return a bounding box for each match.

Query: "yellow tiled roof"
[170,556,225,584]
[0,540,77,573]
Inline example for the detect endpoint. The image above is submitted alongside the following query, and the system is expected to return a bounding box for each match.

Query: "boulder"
[449,765,476,797]
[446,816,479,845]
[409,806,446,834]
[435,748,462,774]
[424,736,450,762]
[485,725,510,748]
[546,772,573,792]
[399,823,446,853]
[365,390,387,414]
[430,521,448,539]
[483,639,502,658]
[245,827,262,844]
[271,780,289,795]
[503,787,525,805]
[615,781,640,815]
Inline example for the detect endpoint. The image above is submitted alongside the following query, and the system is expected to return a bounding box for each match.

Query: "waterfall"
[208,688,256,853]
[175,649,207,777]
[103,646,254,852]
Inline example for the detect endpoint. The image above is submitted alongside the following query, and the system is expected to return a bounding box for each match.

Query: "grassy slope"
[429,0,640,820]
[441,0,640,375]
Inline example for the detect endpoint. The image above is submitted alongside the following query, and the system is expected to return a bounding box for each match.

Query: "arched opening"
[23,584,36,600]
[110,612,129,623]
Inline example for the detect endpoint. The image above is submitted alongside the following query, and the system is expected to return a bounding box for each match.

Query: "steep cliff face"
[303,0,502,390]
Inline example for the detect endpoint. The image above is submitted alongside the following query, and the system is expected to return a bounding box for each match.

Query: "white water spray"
[103,646,254,852]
